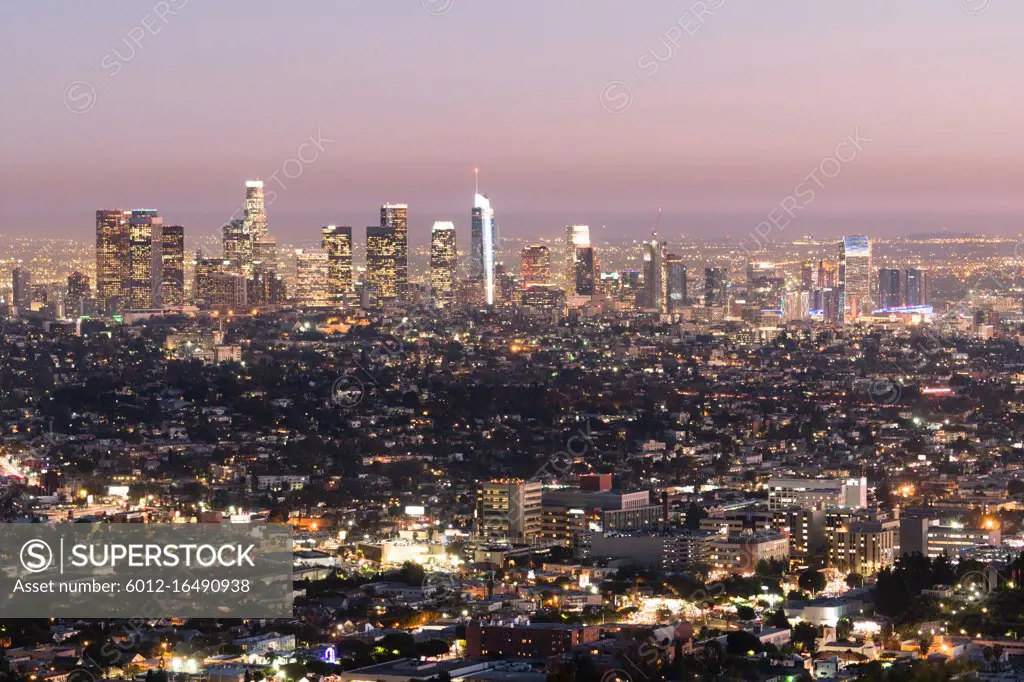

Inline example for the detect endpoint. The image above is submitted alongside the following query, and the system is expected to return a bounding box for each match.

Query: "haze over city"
[2,0,1024,245]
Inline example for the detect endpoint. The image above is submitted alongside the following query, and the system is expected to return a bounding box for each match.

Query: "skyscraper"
[195,257,247,309]
[380,204,408,296]
[642,236,666,312]
[12,267,32,312]
[430,221,457,309]
[96,209,132,313]
[839,235,872,323]
[521,245,551,287]
[471,192,496,305]
[665,254,687,313]
[574,246,597,296]
[159,225,185,307]
[800,260,814,292]
[322,225,354,305]
[244,180,276,273]
[127,209,161,310]
[564,225,591,289]
[244,180,268,241]
[222,218,253,276]
[66,271,90,316]
[704,267,727,307]
[878,268,902,309]
[295,249,331,307]
[904,268,930,307]
[366,225,400,301]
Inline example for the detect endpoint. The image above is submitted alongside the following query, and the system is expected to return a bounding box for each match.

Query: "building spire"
[474,167,479,195]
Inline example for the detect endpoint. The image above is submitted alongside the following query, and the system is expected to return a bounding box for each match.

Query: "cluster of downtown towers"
[92,180,497,314]
[87,183,926,319]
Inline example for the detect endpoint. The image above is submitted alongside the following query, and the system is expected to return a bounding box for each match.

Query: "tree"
[918,633,933,657]
[846,572,864,589]
[798,569,826,595]
[792,622,817,653]
[736,605,755,621]
[766,609,790,629]
[836,618,853,642]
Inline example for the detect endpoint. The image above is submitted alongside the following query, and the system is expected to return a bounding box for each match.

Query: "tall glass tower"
[430,221,457,308]
[472,193,496,305]
[839,235,872,323]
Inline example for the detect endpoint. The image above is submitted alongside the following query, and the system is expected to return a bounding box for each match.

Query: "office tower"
[574,246,597,296]
[295,249,331,307]
[521,245,551,287]
[127,209,160,309]
[158,225,185,307]
[244,180,268,240]
[878,268,902,309]
[222,218,253,276]
[471,192,496,305]
[476,479,543,544]
[66,272,90,316]
[430,221,457,309]
[194,258,247,309]
[817,259,838,289]
[247,269,286,306]
[801,260,814,292]
[564,225,591,288]
[642,236,666,312]
[665,254,687,313]
[240,180,275,273]
[96,209,132,313]
[839,235,872,323]
[380,204,408,295]
[704,267,727,307]
[12,267,32,312]
[366,225,399,301]
[495,263,516,303]
[322,225,354,305]
[905,268,930,307]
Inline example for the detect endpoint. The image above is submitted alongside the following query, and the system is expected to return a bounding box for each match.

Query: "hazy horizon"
[3,1,1024,246]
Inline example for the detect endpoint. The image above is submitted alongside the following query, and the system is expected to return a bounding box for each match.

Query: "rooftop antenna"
[474,167,479,195]
[653,207,662,239]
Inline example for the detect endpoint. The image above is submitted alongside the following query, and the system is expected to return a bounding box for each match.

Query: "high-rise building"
[471,192,496,305]
[904,268,930,307]
[380,204,408,295]
[574,246,597,296]
[704,267,727,307]
[665,254,687,313]
[66,272,90,316]
[878,268,902,309]
[194,257,247,309]
[12,267,32,312]
[564,225,591,289]
[295,249,331,308]
[476,479,543,544]
[520,245,550,289]
[127,209,161,309]
[366,226,399,301]
[839,235,872,323]
[322,225,353,305]
[817,259,838,289]
[159,225,185,307]
[430,221,457,309]
[244,180,268,241]
[96,209,132,313]
[800,260,814,292]
[244,180,275,272]
[222,218,253,276]
[642,236,666,312]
